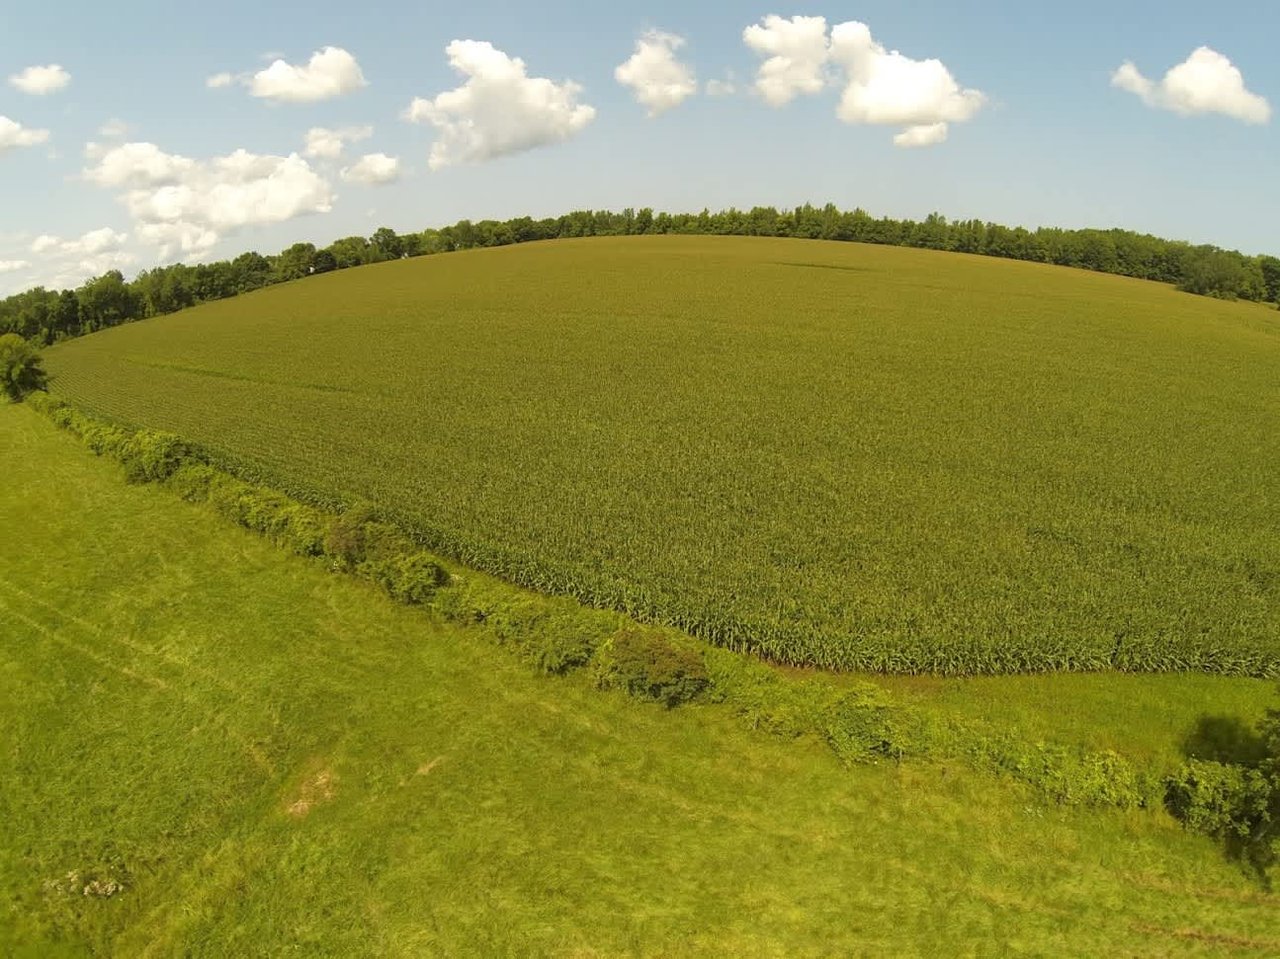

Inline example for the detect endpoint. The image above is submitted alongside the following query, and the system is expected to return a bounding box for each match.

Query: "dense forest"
[3,205,1278,345]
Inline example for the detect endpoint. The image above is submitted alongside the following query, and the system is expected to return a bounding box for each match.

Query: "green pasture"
[42,236,1280,673]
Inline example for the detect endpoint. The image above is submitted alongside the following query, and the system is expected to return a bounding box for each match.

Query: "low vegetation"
[4,400,1280,955]
[40,236,1280,675]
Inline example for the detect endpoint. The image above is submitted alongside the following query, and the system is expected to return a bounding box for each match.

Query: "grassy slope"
[3,403,1280,957]
[42,236,1280,673]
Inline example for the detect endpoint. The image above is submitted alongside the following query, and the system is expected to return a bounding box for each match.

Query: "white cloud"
[25,228,134,288]
[99,118,131,139]
[615,30,697,117]
[829,21,985,146]
[0,260,29,273]
[893,122,948,148]
[206,72,235,89]
[742,15,831,106]
[340,153,401,185]
[84,141,197,188]
[706,76,737,97]
[249,47,366,103]
[83,142,334,258]
[0,116,51,155]
[303,125,373,159]
[37,227,130,256]
[9,64,71,95]
[741,17,984,146]
[404,40,596,170]
[1112,47,1271,125]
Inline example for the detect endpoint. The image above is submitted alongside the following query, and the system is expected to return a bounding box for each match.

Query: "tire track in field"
[0,581,276,774]
[0,597,169,691]
[0,576,237,694]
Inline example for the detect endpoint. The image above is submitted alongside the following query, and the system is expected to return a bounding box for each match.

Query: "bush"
[0,333,47,401]
[166,463,219,502]
[1166,760,1274,840]
[324,502,377,567]
[596,627,710,708]
[368,552,450,605]
[704,647,901,763]
[120,429,190,483]
[432,575,613,674]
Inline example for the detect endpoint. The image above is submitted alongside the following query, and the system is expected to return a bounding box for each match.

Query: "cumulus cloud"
[829,21,984,141]
[404,40,596,170]
[31,227,129,256]
[615,30,697,116]
[25,228,134,288]
[893,122,948,148]
[742,15,830,106]
[340,153,401,185]
[742,16,984,146]
[83,142,334,257]
[9,64,71,95]
[303,125,373,159]
[0,116,51,155]
[1112,47,1271,124]
[206,72,235,89]
[249,47,366,103]
[0,260,29,273]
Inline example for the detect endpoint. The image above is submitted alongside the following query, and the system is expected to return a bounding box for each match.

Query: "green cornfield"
[43,236,1280,674]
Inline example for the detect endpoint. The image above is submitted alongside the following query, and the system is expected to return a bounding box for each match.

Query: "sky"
[0,0,1276,294]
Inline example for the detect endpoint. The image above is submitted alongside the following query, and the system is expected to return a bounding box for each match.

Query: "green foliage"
[434,574,616,675]
[119,430,189,484]
[41,237,1280,676]
[0,333,48,401]
[704,647,900,763]
[1165,760,1274,840]
[595,627,710,708]
[364,551,449,605]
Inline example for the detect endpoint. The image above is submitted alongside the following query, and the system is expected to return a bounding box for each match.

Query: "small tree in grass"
[0,333,47,401]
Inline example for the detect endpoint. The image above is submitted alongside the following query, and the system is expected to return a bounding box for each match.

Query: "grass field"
[4,401,1280,956]
[42,236,1280,674]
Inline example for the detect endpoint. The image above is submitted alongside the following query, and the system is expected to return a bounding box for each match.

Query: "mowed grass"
[4,404,1280,957]
[43,236,1280,674]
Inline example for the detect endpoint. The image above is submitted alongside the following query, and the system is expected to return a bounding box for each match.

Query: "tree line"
[3,206,1278,346]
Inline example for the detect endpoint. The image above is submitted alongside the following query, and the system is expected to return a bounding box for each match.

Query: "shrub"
[119,429,190,483]
[704,647,901,763]
[324,502,377,567]
[368,552,450,605]
[0,333,47,401]
[167,463,218,502]
[596,627,709,708]
[1166,760,1274,840]
[432,575,612,674]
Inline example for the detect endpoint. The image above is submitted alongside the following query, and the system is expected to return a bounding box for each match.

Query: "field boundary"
[21,390,1230,817]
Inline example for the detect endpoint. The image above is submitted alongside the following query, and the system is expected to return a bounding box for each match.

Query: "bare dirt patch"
[285,767,336,818]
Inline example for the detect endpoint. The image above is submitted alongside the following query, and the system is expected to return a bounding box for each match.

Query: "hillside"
[4,402,1280,955]
[42,235,1280,674]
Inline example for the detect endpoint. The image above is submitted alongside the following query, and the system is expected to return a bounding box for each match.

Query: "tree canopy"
[0,332,48,401]
[3,207,1276,349]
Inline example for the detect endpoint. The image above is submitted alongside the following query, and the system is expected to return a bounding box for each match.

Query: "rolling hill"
[42,236,1280,674]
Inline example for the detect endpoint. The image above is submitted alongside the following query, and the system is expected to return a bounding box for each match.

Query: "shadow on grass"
[1183,715,1269,767]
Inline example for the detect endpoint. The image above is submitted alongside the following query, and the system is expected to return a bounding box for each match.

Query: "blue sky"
[0,1,1276,294]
